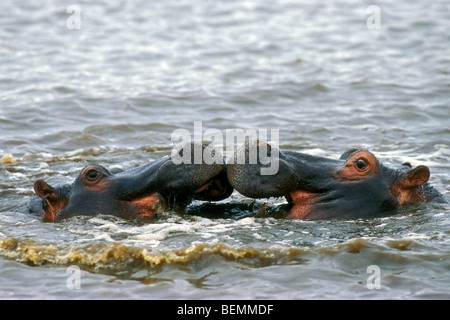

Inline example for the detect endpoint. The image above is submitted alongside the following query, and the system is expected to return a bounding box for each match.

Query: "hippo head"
[29,143,233,222]
[227,141,445,220]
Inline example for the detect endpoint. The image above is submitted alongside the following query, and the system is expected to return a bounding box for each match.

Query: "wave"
[0,238,307,275]
[1,235,448,282]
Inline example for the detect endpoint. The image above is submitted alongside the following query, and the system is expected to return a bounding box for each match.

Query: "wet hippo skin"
[227,141,446,220]
[28,143,233,222]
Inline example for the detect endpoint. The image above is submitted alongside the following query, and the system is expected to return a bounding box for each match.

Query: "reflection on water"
[0,0,449,299]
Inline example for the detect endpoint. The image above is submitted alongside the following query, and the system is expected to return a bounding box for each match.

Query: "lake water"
[0,0,449,299]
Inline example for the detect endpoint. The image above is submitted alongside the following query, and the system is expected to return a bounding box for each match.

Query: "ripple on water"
[0,0,449,299]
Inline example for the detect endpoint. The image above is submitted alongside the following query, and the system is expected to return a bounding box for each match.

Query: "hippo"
[227,141,446,220]
[28,143,233,222]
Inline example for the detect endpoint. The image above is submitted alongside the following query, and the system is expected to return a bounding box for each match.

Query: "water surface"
[0,0,449,299]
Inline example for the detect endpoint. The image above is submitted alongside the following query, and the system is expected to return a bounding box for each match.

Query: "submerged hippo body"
[28,144,233,222]
[227,141,446,220]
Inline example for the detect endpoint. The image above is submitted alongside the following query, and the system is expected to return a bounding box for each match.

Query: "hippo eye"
[86,169,100,181]
[356,159,368,170]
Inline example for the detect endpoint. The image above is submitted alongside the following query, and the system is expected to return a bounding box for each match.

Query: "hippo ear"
[34,180,53,198]
[402,165,430,187]
[33,180,60,202]
[340,149,359,160]
[34,179,70,222]
[392,165,430,205]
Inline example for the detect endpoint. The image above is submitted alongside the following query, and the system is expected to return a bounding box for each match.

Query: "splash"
[1,154,17,164]
[0,238,308,276]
